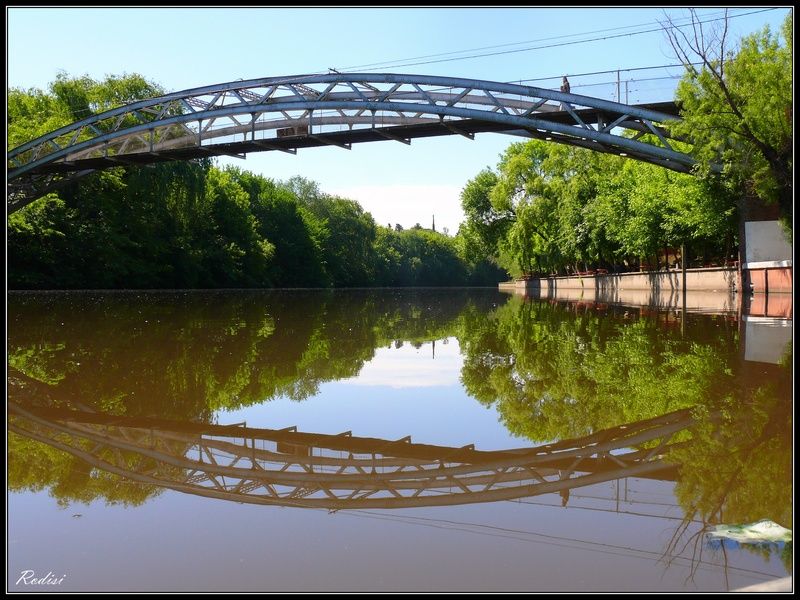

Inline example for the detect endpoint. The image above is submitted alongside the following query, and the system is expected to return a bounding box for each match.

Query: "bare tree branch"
[662,9,778,158]
[694,10,705,60]
[719,9,729,79]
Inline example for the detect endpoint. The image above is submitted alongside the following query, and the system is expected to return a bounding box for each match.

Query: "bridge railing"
[515,64,686,105]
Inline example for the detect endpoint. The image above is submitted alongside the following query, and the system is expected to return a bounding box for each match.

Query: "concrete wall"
[499,281,738,313]
[744,220,792,264]
[498,264,791,295]
[500,267,737,294]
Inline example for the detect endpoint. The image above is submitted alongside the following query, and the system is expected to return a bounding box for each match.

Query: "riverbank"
[500,264,791,296]
[499,265,793,317]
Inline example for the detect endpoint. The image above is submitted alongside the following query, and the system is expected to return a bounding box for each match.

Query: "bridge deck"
[27,101,680,175]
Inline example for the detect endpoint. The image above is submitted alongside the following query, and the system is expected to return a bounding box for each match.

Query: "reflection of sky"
[218,337,519,450]
[342,338,461,389]
[9,477,787,592]
[10,343,791,592]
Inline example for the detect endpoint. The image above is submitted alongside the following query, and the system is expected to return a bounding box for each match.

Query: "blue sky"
[7,7,789,232]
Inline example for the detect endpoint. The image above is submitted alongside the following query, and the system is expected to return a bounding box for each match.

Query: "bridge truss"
[8,73,690,213]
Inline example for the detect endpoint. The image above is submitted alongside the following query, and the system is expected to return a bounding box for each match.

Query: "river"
[7,289,792,592]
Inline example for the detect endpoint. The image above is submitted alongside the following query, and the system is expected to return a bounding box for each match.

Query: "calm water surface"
[7,290,792,592]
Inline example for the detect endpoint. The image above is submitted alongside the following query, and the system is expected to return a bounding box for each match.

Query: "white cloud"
[328,184,465,235]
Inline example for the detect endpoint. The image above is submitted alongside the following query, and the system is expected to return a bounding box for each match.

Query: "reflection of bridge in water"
[9,403,692,510]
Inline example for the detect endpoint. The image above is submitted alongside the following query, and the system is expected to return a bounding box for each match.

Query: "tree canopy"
[457,140,737,278]
[8,74,503,290]
[664,10,792,227]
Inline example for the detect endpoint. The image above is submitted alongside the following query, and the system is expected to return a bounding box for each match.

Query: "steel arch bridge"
[9,402,691,510]
[7,73,690,214]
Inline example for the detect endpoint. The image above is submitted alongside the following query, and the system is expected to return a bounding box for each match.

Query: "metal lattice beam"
[7,73,690,213]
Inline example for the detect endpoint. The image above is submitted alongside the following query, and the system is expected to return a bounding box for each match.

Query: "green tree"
[373,227,468,286]
[9,74,208,289]
[8,88,71,149]
[229,169,326,287]
[306,195,378,286]
[459,168,511,259]
[197,168,273,286]
[465,136,738,277]
[664,10,792,227]
[489,141,563,276]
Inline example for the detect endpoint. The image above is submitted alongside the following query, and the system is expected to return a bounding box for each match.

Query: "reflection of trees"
[8,425,166,508]
[457,295,791,574]
[7,289,499,506]
[674,368,792,528]
[667,353,792,574]
[8,290,792,556]
[8,290,497,418]
[459,296,740,440]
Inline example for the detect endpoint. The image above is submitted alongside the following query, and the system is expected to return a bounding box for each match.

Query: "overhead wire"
[340,8,734,70]
[334,8,779,72]
[337,509,782,581]
[515,62,700,85]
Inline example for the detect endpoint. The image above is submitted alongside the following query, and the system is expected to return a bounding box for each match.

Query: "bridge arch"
[8,73,690,213]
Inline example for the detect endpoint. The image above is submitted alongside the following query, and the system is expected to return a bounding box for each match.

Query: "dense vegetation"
[457,142,738,278]
[8,75,503,289]
[457,14,792,277]
[666,11,792,228]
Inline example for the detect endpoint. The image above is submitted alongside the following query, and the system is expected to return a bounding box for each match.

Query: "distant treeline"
[8,74,504,289]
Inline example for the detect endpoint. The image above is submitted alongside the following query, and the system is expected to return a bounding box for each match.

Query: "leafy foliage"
[8,75,502,289]
[665,11,792,227]
[459,140,737,277]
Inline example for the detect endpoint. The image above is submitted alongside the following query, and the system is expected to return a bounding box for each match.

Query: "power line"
[339,509,782,581]
[340,8,779,72]
[516,62,700,85]
[42,7,776,123]
[340,8,735,71]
